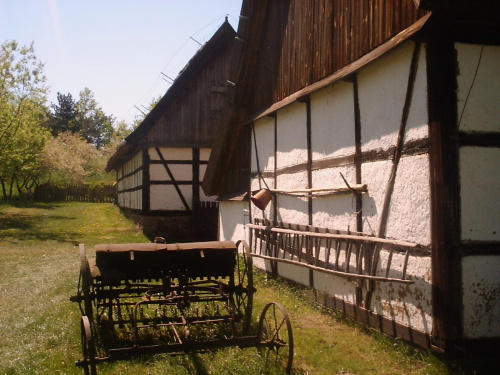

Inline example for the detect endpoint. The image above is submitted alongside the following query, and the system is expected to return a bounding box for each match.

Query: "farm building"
[203,0,500,356]
[107,19,235,240]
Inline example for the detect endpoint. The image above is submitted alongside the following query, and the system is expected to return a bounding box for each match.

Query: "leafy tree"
[106,119,131,153]
[0,40,49,200]
[41,131,102,185]
[75,87,114,150]
[46,92,78,135]
[0,40,47,154]
[0,103,51,199]
[132,95,162,129]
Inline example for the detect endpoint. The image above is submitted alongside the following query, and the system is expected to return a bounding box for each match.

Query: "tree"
[0,40,49,200]
[75,87,114,150]
[46,92,78,135]
[106,119,131,152]
[132,95,162,129]
[0,40,47,154]
[41,131,101,185]
[0,97,50,200]
[0,104,51,199]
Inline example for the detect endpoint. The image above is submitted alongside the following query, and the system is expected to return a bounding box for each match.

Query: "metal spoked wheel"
[79,244,94,318]
[235,240,254,334]
[257,302,294,374]
[81,316,97,375]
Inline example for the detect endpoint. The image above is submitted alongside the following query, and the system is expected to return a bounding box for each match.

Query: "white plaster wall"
[312,194,358,232]
[312,165,357,189]
[312,165,359,231]
[358,41,428,152]
[385,155,431,245]
[200,148,211,161]
[118,189,142,210]
[456,44,500,132]
[118,152,143,210]
[149,148,193,182]
[310,81,356,160]
[462,256,500,338]
[361,160,392,236]
[122,152,142,175]
[274,171,309,224]
[276,170,308,190]
[460,147,500,242]
[149,147,192,160]
[314,272,358,306]
[276,102,308,169]
[150,185,192,210]
[200,164,208,180]
[251,116,275,173]
[200,165,216,202]
[372,251,432,334]
[150,164,192,181]
[218,201,250,244]
[277,262,311,286]
[246,39,432,338]
[118,169,142,191]
[275,194,309,224]
[360,155,431,245]
[404,43,428,143]
[199,149,214,202]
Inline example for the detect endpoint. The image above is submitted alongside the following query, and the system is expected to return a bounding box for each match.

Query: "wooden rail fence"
[34,184,116,203]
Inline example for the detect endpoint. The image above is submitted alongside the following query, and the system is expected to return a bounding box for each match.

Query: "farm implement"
[71,240,293,374]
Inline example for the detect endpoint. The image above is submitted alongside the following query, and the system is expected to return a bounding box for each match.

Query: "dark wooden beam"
[459,132,500,148]
[461,242,500,256]
[142,148,150,214]
[254,138,429,179]
[192,148,200,211]
[427,37,462,346]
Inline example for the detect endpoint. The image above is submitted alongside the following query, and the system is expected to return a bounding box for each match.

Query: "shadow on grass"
[0,214,36,231]
[6,200,62,210]
[188,353,209,375]
[0,207,79,244]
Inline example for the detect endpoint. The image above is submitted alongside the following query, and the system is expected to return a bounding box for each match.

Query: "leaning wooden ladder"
[248,218,428,289]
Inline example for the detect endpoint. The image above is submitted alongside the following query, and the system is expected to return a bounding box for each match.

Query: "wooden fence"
[34,184,116,203]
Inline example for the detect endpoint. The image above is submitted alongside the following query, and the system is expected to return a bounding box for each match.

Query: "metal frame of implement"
[71,240,293,374]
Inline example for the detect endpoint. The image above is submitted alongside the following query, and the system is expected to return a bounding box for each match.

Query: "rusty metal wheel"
[235,240,254,334]
[257,302,294,374]
[80,316,97,375]
[79,244,93,318]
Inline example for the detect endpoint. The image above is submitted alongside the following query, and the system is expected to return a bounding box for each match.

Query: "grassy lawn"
[0,202,490,374]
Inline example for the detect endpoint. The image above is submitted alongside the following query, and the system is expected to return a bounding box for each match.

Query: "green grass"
[0,202,493,374]
[250,273,447,375]
[0,203,148,374]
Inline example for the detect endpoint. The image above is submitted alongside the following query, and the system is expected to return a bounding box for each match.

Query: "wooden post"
[142,148,150,214]
[427,35,462,349]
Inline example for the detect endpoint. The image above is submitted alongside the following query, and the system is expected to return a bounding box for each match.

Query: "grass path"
[0,202,484,374]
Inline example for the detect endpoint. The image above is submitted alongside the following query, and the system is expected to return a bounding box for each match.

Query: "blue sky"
[0,0,242,126]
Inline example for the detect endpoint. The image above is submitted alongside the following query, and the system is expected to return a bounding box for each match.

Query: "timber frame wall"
[205,1,500,356]
[246,37,435,350]
[116,146,216,240]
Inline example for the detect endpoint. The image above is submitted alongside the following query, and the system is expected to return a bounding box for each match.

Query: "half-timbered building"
[107,19,235,240]
[203,0,500,356]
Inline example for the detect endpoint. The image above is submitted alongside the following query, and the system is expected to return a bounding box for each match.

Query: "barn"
[202,1,500,356]
[107,19,235,240]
